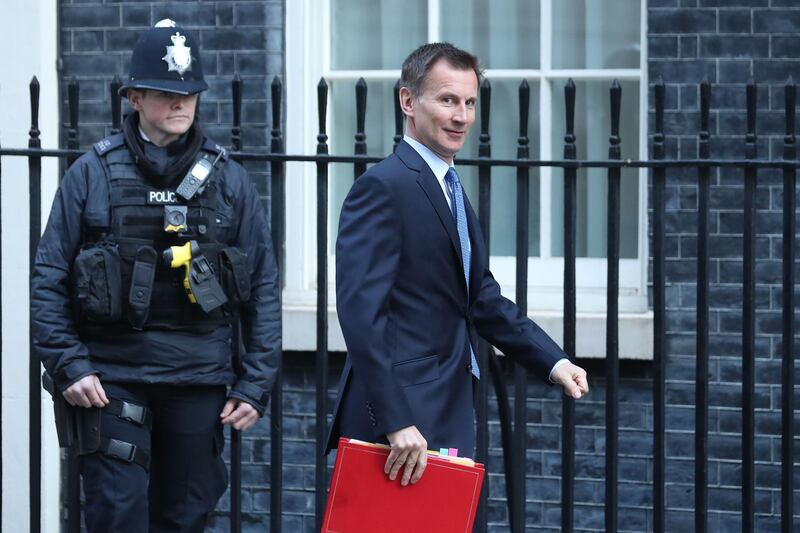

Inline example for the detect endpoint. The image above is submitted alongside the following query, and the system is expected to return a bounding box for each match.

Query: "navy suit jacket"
[326,140,566,457]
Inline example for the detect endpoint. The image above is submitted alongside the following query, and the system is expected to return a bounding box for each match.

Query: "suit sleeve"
[229,167,280,414]
[336,174,415,437]
[31,157,98,392]
[470,267,565,382]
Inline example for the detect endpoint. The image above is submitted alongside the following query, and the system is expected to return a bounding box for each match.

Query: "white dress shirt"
[403,135,455,209]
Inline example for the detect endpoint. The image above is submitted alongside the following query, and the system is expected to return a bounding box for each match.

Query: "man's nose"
[452,103,469,123]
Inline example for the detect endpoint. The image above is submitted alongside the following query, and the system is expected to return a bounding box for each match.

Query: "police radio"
[175,152,222,201]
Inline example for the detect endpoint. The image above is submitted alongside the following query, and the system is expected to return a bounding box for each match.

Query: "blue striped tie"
[445,168,480,380]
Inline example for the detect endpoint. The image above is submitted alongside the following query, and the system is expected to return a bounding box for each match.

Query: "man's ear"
[398,86,415,118]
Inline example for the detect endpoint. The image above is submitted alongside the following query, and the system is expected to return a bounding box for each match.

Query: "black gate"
[0,74,796,533]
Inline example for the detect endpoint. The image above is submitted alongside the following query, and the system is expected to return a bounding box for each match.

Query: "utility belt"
[42,372,152,470]
[72,237,250,333]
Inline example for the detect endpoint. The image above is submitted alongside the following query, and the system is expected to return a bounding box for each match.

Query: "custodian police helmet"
[118,19,208,96]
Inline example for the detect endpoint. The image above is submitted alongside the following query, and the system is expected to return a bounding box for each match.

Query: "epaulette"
[93,133,125,156]
[202,138,229,161]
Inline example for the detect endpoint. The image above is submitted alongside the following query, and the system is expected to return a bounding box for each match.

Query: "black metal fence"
[0,73,796,533]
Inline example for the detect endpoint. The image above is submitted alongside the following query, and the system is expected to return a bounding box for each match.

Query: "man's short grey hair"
[400,43,482,98]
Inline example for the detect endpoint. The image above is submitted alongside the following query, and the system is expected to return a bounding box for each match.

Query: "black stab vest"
[89,134,235,333]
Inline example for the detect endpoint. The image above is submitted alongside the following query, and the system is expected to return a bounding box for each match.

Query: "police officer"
[31,20,280,532]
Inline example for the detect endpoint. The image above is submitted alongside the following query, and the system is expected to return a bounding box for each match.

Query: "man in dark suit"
[327,43,588,487]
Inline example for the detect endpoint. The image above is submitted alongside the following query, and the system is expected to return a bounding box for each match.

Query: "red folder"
[322,438,485,533]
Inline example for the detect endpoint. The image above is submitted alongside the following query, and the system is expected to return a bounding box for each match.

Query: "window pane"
[550,80,639,258]
[328,80,398,247]
[457,80,540,257]
[552,0,640,69]
[440,0,540,69]
[331,0,427,70]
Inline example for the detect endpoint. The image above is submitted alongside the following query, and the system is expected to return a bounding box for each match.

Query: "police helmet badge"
[162,32,192,76]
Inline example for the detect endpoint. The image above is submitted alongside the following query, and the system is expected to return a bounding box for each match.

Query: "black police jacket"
[31,135,280,414]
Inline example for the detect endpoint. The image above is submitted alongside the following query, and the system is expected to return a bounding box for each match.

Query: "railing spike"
[317,78,329,154]
[565,79,576,159]
[699,80,711,156]
[746,79,757,159]
[29,76,40,143]
[393,79,403,151]
[355,78,367,143]
[609,80,622,159]
[480,78,491,141]
[785,78,796,146]
[271,76,283,145]
[110,76,122,134]
[231,73,242,151]
[518,79,530,158]
[354,78,368,178]
[67,77,80,160]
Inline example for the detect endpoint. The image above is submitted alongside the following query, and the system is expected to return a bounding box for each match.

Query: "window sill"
[282,303,653,360]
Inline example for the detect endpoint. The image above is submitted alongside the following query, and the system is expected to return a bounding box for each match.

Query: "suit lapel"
[416,166,464,266]
[396,141,467,286]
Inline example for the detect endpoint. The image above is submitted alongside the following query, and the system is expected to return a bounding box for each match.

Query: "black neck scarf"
[123,112,204,188]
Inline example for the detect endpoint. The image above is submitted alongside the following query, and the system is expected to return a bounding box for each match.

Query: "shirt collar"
[403,135,454,180]
[138,125,152,144]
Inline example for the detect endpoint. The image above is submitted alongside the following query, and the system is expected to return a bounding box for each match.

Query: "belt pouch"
[127,245,158,329]
[75,407,101,455]
[72,242,122,322]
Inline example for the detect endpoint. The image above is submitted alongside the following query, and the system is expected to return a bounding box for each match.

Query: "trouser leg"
[80,383,150,533]
[148,385,228,533]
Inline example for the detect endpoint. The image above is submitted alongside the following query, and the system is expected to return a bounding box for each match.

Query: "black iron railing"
[0,73,796,533]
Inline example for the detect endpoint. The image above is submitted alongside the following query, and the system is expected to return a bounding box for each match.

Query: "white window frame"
[284,0,652,358]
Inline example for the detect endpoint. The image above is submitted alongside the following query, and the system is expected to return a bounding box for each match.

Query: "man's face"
[401,59,479,164]
[128,89,198,146]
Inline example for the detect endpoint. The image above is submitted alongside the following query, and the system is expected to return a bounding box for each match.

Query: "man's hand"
[220,398,260,431]
[551,362,589,399]
[62,374,109,408]
[385,425,428,486]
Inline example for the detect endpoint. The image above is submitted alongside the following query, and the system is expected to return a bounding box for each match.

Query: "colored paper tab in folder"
[322,438,485,533]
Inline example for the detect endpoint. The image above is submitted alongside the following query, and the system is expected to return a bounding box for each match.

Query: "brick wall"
[649,2,800,532]
[59,0,284,200]
[202,354,659,533]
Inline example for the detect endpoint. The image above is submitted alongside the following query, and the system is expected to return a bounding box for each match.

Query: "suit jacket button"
[467,363,472,373]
